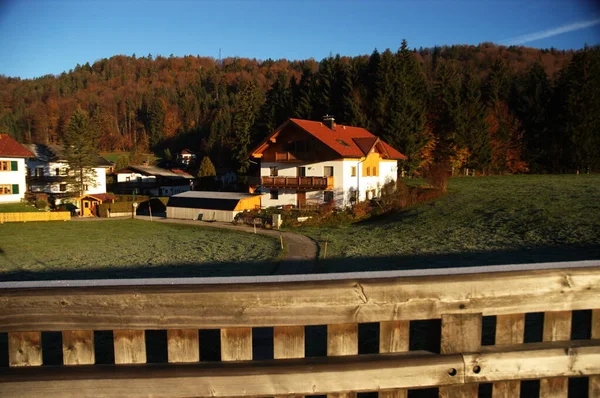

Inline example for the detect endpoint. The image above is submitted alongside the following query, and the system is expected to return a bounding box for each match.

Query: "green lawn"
[297,175,600,272]
[0,219,280,280]
[0,202,42,213]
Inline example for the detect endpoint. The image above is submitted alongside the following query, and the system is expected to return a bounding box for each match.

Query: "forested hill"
[1,42,598,174]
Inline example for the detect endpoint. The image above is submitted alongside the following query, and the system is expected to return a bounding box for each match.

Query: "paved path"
[134,215,318,275]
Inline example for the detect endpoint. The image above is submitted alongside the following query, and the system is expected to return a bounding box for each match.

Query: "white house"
[176,149,197,166]
[0,134,34,203]
[250,117,407,208]
[24,144,112,198]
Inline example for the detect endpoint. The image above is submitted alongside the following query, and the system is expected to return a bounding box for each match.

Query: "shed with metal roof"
[166,191,263,222]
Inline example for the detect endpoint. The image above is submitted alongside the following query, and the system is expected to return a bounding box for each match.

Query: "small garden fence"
[0,211,70,223]
[0,261,599,397]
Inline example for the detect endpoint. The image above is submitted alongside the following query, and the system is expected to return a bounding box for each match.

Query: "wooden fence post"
[62,330,95,365]
[492,314,525,397]
[8,332,42,367]
[540,311,572,398]
[328,323,358,398]
[221,327,252,362]
[591,309,600,397]
[167,329,199,363]
[379,320,410,398]
[274,325,305,398]
[113,330,146,364]
[439,313,482,398]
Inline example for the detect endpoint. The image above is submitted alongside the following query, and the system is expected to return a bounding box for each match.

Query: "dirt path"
[134,215,318,274]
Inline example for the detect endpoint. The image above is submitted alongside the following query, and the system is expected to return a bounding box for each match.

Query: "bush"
[35,199,48,209]
[425,163,451,192]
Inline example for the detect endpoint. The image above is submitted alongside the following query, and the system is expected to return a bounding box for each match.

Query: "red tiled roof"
[0,134,34,158]
[79,193,116,202]
[253,119,407,160]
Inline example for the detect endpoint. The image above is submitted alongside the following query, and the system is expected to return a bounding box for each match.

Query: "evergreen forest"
[1,41,598,175]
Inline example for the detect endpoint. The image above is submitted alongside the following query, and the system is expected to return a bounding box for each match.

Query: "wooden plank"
[8,332,42,367]
[113,330,146,364]
[0,351,464,398]
[221,328,252,361]
[540,311,571,398]
[439,313,482,398]
[492,314,524,398]
[167,329,199,363]
[327,323,358,398]
[590,309,600,398]
[274,326,305,398]
[379,321,409,398]
[463,339,600,383]
[274,326,304,359]
[1,267,599,331]
[62,330,95,365]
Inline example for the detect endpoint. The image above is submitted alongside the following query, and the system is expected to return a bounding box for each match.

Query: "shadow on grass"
[1,243,598,282]
[313,243,600,274]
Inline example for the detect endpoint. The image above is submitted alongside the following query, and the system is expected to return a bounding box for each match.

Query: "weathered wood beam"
[1,266,598,331]
[463,339,600,383]
[0,351,462,398]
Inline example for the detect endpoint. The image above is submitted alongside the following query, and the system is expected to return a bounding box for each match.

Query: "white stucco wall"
[0,157,27,203]
[260,158,398,208]
[25,159,108,195]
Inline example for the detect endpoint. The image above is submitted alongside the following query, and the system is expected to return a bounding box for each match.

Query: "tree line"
[1,42,598,175]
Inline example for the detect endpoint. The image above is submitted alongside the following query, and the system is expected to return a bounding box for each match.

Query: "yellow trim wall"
[362,152,381,177]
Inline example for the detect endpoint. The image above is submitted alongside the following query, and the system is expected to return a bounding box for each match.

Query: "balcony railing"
[275,151,310,161]
[262,176,334,190]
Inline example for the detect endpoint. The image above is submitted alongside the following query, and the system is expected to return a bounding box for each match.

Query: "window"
[35,167,44,177]
[366,167,371,176]
[373,166,377,176]
[270,167,278,177]
[270,189,279,200]
[55,167,60,176]
[126,177,131,182]
[336,139,350,147]
[324,191,334,203]
[59,183,67,192]
[0,161,16,171]
[324,166,334,177]
[351,166,356,177]
[297,167,306,177]
[0,184,18,194]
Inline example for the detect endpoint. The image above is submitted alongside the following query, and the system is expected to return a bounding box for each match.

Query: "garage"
[166,191,263,222]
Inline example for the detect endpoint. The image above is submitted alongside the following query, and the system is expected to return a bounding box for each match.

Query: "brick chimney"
[323,115,335,130]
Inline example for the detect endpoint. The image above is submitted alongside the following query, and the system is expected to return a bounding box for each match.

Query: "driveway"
[134,215,318,275]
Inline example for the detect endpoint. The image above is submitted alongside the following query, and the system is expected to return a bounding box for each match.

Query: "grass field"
[297,175,600,272]
[0,202,42,213]
[100,152,159,163]
[0,219,280,280]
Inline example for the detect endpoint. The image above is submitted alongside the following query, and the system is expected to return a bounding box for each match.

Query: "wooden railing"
[0,211,70,223]
[262,176,334,190]
[0,261,599,397]
[275,151,310,161]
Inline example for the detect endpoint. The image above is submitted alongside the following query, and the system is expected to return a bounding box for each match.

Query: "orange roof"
[0,134,34,158]
[252,119,407,160]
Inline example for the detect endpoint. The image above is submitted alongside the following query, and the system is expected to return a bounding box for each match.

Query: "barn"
[166,191,263,222]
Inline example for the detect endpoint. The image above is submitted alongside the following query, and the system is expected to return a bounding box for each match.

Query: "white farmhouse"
[24,144,112,198]
[251,117,407,208]
[0,134,34,203]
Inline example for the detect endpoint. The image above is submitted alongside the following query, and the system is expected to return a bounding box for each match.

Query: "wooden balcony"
[262,176,334,190]
[274,151,310,162]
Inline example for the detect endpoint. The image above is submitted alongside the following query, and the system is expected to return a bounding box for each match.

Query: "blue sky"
[1,0,599,79]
